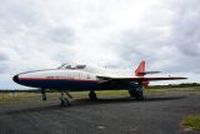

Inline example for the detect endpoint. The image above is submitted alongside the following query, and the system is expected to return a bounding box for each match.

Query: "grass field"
[182,115,200,130]
[0,86,200,105]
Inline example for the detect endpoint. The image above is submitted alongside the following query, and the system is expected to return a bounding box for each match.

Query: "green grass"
[182,115,200,130]
[0,87,199,105]
[0,92,59,104]
[145,87,200,95]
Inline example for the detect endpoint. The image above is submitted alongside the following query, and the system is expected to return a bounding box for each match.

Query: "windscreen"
[57,64,86,70]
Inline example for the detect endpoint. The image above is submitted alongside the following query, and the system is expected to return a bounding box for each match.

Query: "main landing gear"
[59,91,73,106]
[128,85,144,100]
[89,90,98,101]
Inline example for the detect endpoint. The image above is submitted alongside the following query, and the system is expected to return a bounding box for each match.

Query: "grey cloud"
[169,0,200,56]
[0,64,8,74]
[0,53,9,73]
[107,29,167,70]
[52,48,75,64]
[0,1,41,35]
[0,53,9,61]
[46,27,74,44]
[104,0,200,74]
[165,0,200,73]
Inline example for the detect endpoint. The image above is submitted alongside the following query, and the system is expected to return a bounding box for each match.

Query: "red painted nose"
[13,75,19,83]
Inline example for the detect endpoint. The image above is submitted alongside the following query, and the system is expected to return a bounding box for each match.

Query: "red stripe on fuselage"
[18,77,98,83]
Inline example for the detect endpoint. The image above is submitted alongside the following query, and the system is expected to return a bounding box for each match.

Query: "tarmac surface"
[0,92,200,134]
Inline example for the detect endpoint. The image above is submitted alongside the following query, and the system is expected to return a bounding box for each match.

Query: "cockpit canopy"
[57,64,86,70]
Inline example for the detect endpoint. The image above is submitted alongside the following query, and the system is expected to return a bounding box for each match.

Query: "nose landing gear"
[59,91,73,106]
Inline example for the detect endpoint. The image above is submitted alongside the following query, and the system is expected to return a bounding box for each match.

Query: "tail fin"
[135,60,161,87]
[135,60,146,76]
[135,60,161,76]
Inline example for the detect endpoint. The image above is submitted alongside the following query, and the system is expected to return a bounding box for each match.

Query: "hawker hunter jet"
[13,60,187,106]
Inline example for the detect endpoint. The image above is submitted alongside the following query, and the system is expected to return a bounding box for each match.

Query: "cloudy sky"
[0,0,199,89]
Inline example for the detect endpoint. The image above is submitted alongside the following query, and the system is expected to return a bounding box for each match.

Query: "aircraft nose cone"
[13,75,19,83]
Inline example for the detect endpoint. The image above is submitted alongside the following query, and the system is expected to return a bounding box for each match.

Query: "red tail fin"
[135,60,149,87]
[134,60,161,87]
[135,60,145,76]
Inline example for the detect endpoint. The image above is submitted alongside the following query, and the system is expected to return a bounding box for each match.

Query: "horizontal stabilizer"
[137,71,161,75]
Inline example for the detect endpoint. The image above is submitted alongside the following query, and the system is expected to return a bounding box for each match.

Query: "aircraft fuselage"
[13,69,128,91]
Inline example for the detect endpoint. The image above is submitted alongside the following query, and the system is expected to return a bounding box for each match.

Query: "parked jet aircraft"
[13,60,187,106]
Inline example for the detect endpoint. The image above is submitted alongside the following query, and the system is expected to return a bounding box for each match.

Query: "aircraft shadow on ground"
[2,95,187,115]
[73,95,186,106]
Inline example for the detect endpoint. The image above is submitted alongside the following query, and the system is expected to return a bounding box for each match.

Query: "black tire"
[60,99,65,106]
[64,98,71,106]
[60,97,71,107]
[128,90,135,97]
[135,91,144,100]
[89,91,97,101]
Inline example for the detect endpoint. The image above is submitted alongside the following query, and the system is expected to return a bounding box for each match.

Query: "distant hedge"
[148,83,200,89]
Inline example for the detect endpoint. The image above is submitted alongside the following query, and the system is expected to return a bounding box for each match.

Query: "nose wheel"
[89,90,97,101]
[60,91,72,106]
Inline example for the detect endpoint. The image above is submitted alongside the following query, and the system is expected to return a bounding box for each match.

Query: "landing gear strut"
[41,88,47,101]
[89,90,97,101]
[59,91,72,106]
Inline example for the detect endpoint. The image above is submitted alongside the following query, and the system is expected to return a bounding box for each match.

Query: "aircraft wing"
[97,75,187,84]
